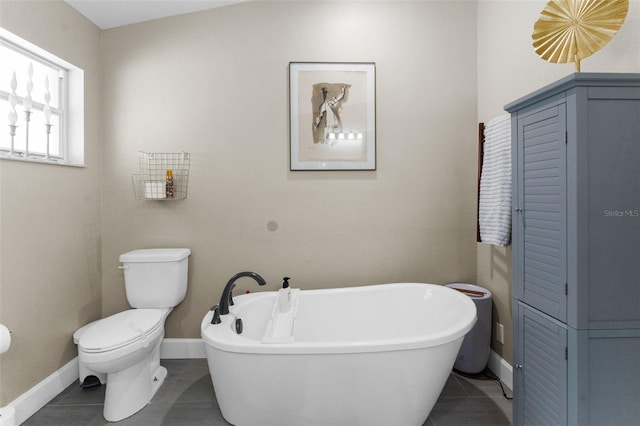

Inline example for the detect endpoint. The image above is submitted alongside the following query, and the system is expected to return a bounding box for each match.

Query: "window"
[0,28,84,166]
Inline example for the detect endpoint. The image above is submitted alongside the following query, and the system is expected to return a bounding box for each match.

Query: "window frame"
[0,27,84,167]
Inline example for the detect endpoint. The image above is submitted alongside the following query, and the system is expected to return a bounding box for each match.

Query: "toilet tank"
[119,248,191,308]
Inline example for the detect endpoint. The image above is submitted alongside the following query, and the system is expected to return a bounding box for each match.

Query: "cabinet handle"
[515,364,523,369]
[515,207,523,213]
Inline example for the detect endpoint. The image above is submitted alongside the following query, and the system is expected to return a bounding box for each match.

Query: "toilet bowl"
[73,248,190,422]
[74,308,169,421]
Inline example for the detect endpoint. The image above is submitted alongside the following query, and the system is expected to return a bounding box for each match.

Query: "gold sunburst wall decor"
[532,0,628,71]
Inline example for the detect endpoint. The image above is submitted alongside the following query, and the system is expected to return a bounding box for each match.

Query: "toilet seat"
[79,309,163,353]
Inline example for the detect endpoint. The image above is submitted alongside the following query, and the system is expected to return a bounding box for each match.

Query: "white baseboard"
[160,338,206,359]
[12,339,500,425]
[8,358,78,426]
[8,338,206,425]
[487,349,513,391]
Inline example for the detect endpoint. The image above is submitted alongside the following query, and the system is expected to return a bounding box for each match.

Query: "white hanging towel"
[479,114,512,246]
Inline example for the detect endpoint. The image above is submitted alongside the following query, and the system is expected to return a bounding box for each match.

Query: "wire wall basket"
[132,152,190,200]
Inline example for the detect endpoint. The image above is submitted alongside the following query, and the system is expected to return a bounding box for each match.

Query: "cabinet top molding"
[505,72,640,112]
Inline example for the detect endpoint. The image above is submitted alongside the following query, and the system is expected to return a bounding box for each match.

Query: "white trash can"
[446,283,492,374]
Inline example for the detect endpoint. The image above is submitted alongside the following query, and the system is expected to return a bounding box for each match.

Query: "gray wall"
[1,0,479,405]
[0,0,102,405]
[100,1,479,339]
[7,0,638,407]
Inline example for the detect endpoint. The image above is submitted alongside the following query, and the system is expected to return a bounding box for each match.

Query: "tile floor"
[23,359,512,425]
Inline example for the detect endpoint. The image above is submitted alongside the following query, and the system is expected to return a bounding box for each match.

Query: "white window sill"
[0,152,85,168]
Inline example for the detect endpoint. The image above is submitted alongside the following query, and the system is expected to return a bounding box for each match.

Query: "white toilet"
[73,248,190,422]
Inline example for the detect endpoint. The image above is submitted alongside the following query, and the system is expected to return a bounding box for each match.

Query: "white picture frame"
[289,62,376,171]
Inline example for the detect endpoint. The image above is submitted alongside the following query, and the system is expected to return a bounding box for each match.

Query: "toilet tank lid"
[120,248,191,263]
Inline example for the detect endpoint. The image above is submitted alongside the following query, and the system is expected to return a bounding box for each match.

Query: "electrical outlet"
[496,322,505,344]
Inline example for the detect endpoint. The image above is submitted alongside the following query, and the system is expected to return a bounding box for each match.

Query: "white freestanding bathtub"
[201,283,477,426]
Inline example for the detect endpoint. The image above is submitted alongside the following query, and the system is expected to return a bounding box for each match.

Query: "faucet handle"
[282,277,290,288]
[210,305,221,324]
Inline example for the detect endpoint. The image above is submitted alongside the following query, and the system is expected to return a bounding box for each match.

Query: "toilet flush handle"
[118,265,129,270]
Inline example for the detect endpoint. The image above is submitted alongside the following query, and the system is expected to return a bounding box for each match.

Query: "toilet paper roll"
[0,406,17,426]
[0,325,11,354]
[144,181,166,199]
[0,406,16,426]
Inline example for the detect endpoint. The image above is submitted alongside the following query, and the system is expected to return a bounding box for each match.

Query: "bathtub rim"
[201,282,477,355]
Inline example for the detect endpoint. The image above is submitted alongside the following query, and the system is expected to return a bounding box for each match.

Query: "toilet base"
[103,347,167,422]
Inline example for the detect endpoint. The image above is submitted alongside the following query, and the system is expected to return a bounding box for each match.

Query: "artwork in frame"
[289,62,376,171]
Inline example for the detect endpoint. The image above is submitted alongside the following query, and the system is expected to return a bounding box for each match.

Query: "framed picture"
[289,62,376,171]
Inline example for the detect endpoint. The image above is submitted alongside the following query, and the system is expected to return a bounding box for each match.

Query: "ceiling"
[64,0,248,29]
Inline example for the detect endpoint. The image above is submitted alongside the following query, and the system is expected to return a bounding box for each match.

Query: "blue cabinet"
[506,73,640,425]
[515,303,568,426]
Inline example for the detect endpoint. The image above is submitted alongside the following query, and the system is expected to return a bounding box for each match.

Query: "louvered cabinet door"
[515,302,568,426]
[513,102,567,322]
